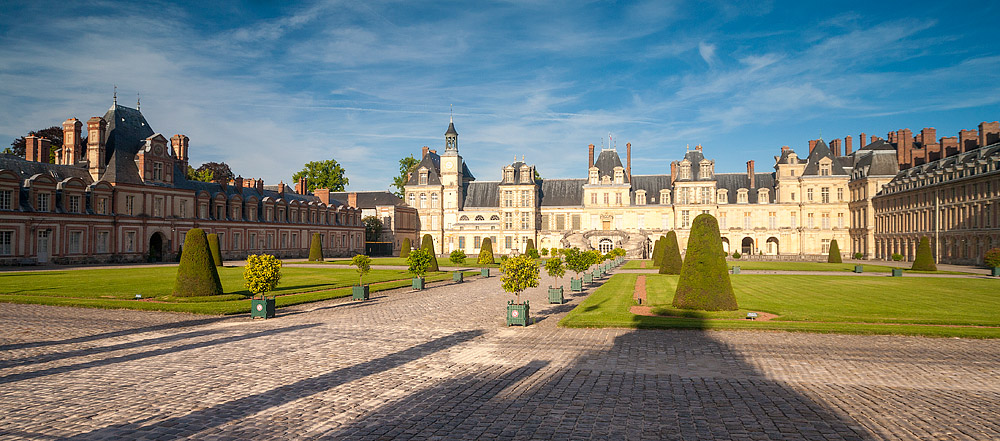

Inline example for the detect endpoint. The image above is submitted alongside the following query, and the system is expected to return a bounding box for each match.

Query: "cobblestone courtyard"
[1,272,998,440]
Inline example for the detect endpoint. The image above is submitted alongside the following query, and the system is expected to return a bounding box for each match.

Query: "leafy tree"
[362,216,383,242]
[501,254,539,304]
[544,256,565,285]
[421,234,439,272]
[400,237,411,258]
[533,169,542,181]
[563,248,590,276]
[391,154,420,198]
[610,248,626,258]
[351,254,372,286]
[449,250,466,264]
[207,233,223,267]
[173,228,224,297]
[853,252,864,260]
[540,248,549,256]
[477,237,495,264]
[196,162,235,184]
[911,237,936,271]
[308,233,324,262]
[672,214,737,311]
[526,248,540,259]
[9,126,64,158]
[244,254,282,296]
[186,165,214,182]
[659,230,683,275]
[984,248,1000,268]
[525,238,536,254]
[406,248,432,278]
[827,239,842,263]
[293,159,348,192]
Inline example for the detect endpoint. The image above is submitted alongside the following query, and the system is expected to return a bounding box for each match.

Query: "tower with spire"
[440,112,469,228]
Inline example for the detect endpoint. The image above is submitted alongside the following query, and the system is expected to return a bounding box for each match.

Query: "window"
[680,165,691,180]
[590,193,597,205]
[637,214,645,229]
[0,190,10,210]
[37,193,50,212]
[604,193,609,205]
[822,213,830,229]
[281,233,288,248]
[431,193,439,208]
[737,191,747,204]
[556,214,566,230]
[505,236,512,249]
[505,191,514,208]
[125,196,135,215]
[791,192,796,201]
[216,205,224,220]
[291,233,297,248]
[420,194,427,208]
[408,194,415,207]
[615,193,622,205]
[521,191,531,207]
[96,231,108,253]
[69,231,82,253]
[820,164,830,176]
[700,163,712,179]
[458,236,466,249]
[700,187,711,204]
[473,236,481,248]
[821,239,831,254]
[179,202,187,219]
[154,197,164,217]
[791,212,797,228]
[837,188,844,201]
[125,231,136,252]
[504,212,513,229]
[250,233,257,249]
[419,171,428,185]
[821,187,830,203]
[662,213,670,229]
[837,213,844,229]
[233,232,241,250]
[571,215,581,230]
[743,212,752,229]
[808,213,815,228]
[768,212,777,229]
[153,162,163,181]
[68,195,80,213]
[807,188,813,202]
[0,231,11,255]
[520,212,530,229]
[682,210,690,228]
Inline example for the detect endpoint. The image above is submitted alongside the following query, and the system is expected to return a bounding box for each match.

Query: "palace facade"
[0,102,364,265]
[405,119,1000,264]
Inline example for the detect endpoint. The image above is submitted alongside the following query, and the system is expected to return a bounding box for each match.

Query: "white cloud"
[698,41,717,65]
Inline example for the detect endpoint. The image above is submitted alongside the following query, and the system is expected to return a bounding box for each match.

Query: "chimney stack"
[781,145,790,153]
[421,146,429,157]
[897,129,913,168]
[918,128,937,146]
[808,139,818,154]
[170,134,189,170]
[626,142,632,182]
[830,139,841,156]
[86,116,107,180]
[296,176,308,195]
[24,135,39,162]
[959,129,978,153]
[233,176,243,193]
[979,121,999,146]
[38,138,51,163]
[670,161,678,185]
[347,192,358,208]
[747,160,756,189]
[256,179,264,192]
[871,135,878,144]
[588,144,595,169]
[62,118,82,165]
[859,132,867,148]
[278,181,286,194]
[940,136,959,157]
[314,188,330,205]
[844,136,853,155]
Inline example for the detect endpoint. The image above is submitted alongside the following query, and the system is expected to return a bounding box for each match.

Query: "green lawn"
[323,257,501,268]
[0,266,478,315]
[560,273,1000,338]
[622,259,970,274]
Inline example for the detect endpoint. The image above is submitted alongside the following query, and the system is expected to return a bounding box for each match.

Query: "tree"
[351,254,372,286]
[244,254,282,296]
[391,154,420,198]
[186,165,214,182]
[406,248,432,278]
[363,216,383,242]
[911,237,937,271]
[207,233,223,267]
[501,254,539,304]
[449,250,466,264]
[308,233,324,262]
[659,230,683,275]
[400,237,411,258]
[672,214,738,311]
[544,256,565,286]
[563,248,590,276]
[478,237,495,264]
[196,162,234,184]
[294,159,348,192]
[421,234,439,272]
[9,126,64,159]
[984,248,1000,269]
[827,239,842,263]
[173,228,224,297]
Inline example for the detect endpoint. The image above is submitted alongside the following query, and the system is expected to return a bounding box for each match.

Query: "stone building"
[0,102,364,265]
[328,191,418,254]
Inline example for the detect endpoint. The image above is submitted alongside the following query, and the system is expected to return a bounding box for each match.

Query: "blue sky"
[1,0,998,190]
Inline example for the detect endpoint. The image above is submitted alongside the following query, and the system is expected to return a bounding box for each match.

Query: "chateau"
[0,101,364,264]
[405,119,1000,265]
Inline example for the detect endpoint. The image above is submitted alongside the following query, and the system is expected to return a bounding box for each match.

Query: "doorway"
[149,232,165,262]
[37,230,51,263]
[741,237,754,255]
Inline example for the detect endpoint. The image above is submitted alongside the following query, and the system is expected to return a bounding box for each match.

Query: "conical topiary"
[400,237,411,258]
[672,214,737,311]
[421,234,439,272]
[659,230,683,275]
[827,239,842,263]
[207,233,223,267]
[478,237,495,264]
[911,237,937,271]
[651,237,664,267]
[525,238,536,253]
[308,233,324,261]
[173,228,224,297]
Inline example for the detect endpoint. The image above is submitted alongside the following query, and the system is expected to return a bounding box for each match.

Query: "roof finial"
[686,143,689,151]
[113,85,117,106]
[136,92,140,111]
[450,104,453,123]
[521,154,525,162]
[818,129,822,141]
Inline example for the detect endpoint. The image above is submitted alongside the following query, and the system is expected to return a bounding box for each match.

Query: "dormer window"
[614,168,624,184]
[699,162,713,179]
[680,164,691,180]
[520,167,532,183]
[737,189,748,204]
[820,162,831,176]
[504,169,515,182]
[636,190,646,206]
[589,169,599,184]
[419,171,428,185]
[717,189,728,204]
[757,188,769,204]
[660,189,670,205]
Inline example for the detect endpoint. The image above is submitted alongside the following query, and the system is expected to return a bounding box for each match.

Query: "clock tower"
[440,116,466,246]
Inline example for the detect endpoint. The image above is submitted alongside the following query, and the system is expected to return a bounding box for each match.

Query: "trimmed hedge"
[827,239,842,263]
[400,237,411,258]
[911,237,937,271]
[308,233,324,262]
[525,238,536,254]
[421,234,439,272]
[672,214,737,311]
[651,238,664,267]
[659,230,683,275]
[173,228,224,297]
[478,237,495,264]
[207,233,223,267]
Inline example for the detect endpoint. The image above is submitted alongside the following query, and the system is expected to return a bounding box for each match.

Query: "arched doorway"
[149,232,165,262]
[766,237,779,255]
[599,239,613,254]
[644,238,653,258]
[721,237,730,254]
[741,237,754,255]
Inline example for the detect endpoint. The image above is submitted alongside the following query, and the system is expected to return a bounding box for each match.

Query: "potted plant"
[544,256,566,304]
[351,254,372,300]
[244,253,282,319]
[450,250,466,282]
[986,248,1000,277]
[564,248,589,292]
[502,254,539,326]
[407,248,431,290]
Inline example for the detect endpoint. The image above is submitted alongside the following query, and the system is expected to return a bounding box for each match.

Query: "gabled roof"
[802,140,849,176]
[405,151,442,186]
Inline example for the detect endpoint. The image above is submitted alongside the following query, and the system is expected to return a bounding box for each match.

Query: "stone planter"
[584,272,594,285]
[352,285,370,301]
[250,296,275,319]
[892,268,903,277]
[854,265,863,273]
[452,272,464,283]
[548,286,564,304]
[412,277,425,290]
[481,268,490,278]
[571,277,583,292]
[731,266,740,275]
[992,267,1000,277]
[506,300,530,326]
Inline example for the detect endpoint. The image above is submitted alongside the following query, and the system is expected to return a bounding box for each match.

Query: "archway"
[644,238,653,259]
[721,237,730,254]
[598,238,613,254]
[766,237,779,255]
[741,237,754,255]
[149,232,165,262]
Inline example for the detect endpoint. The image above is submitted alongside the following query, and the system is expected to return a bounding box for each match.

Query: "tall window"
[408,194,415,207]
[233,232,241,250]
[822,213,830,229]
[152,162,163,181]
[37,193,50,212]
[504,212,513,229]
[520,212,530,229]
[680,165,691,180]
[821,187,830,203]
[154,197,164,217]
[719,213,727,229]
[682,210,690,228]
[0,231,11,255]
[571,214,581,230]
[126,196,135,215]
[837,188,844,201]
[590,193,597,205]
[808,213,814,228]
[791,212,797,228]
[96,231,108,253]
[420,194,427,208]
[637,214,645,229]
[821,239,831,253]
[68,195,80,213]
[604,193,609,205]
[505,236,512,249]
[743,212,752,229]
[419,171,428,185]
[837,213,844,228]
[700,187,711,204]
[556,214,566,230]
[431,193,439,208]
[662,213,670,229]
[125,231,136,252]
[768,212,777,229]
[179,202,187,219]
[473,236,481,248]
[615,193,622,205]
[69,231,82,254]
[458,236,466,249]
[807,188,814,202]
[520,190,531,207]
[0,190,10,210]
[505,191,514,207]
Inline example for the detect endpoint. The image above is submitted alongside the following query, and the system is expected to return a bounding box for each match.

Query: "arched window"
[599,239,614,254]
[475,215,485,221]
[490,215,500,221]
[459,215,469,221]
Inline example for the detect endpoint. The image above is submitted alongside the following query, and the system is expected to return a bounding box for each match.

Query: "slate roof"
[405,151,442,186]
[775,148,806,165]
[0,154,93,183]
[539,179,587,206]
[802,140,850,176]
[715,172,777,203]
[629,175,671,204]
[593,150,628,182]
[675,149,714,181]
[463,181,499,207]
[327,191,406,208]
[445,122,458,136]
[851,150,899,179]
[892,142,1000,183]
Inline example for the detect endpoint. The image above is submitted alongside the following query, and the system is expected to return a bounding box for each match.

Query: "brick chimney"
[256,179,264,192]
[896,129,913,167]
[979,121,999,146]
[278,181,286,194]
[781,145,790,154]
[62,118,82,165]
[940,136,959,157]
[588,144,595,169]
[233,176,243,194]
[844,136,853,156]
[959,129,978,153]
[871,135,878,144]
[808,139,817,154]
[830,139,841,156]
[170,134,189,170]
[887,131,897,144]
[421,146,429,157]
[296,176,308,195]
[24,135,39,162]
[313,188,330,205]
[918,128,937,146]
[347,192,358,208]
[626,142,632,182]
[747,160,756,188]
[859,133,867,148]
[670,161,678,185]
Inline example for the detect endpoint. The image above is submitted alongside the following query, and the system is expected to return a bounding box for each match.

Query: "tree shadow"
[0,316,232,352]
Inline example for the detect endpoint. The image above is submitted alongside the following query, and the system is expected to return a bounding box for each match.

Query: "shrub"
[911,237,937,271]
[400,237,411,258]
[449,250,467,264]
[610,247,626,258]
[892,253,903,261]
[478,237,495,264]
[659,230,683,275]
[351,254,372,286]
[173,228,224,297]
[406,248,432,278]
[526,248,540,259]
[853,252,864,260]
[421,234,439,272]
[732,251,741,259]
[672,214,737,311]
[540,248,549,256]
[308,233,324,262]
[563,248,589,276]
[243,254,282,296]
[827,239,842,263]
[525,238,536,255]
[984,248,1000,268]
[544,256,565,284]
[651,238,664,267]
[207,233,223,267]
[500,254,539,304]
